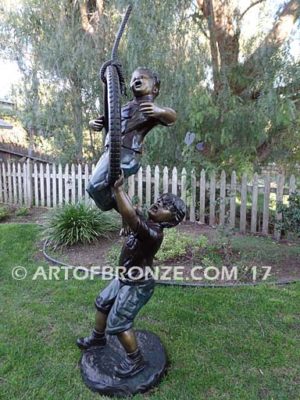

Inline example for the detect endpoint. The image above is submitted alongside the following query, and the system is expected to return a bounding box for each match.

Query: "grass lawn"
[1,224,300,400]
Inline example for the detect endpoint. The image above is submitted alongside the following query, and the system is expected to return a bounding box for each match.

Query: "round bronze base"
[80,330,168,397]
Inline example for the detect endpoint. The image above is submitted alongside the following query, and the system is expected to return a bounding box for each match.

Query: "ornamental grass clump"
[45,203,120,248]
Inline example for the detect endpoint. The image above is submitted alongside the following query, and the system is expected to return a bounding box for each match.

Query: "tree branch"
[239,0,265,21]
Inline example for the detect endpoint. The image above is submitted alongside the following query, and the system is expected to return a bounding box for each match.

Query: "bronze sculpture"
[87,67,176,211]
[79,5,184,396]
[78,173,185,393]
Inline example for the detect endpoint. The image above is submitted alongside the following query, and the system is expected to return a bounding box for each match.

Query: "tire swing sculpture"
[80,5,184,398]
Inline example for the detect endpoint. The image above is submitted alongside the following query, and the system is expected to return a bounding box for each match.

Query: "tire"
[106,65,121,184]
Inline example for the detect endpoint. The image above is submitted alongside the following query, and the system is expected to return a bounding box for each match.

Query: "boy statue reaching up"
[77,172,185,378]
[87,67,176,211]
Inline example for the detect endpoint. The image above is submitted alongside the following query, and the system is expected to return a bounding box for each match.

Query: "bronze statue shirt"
[118,217,163,283]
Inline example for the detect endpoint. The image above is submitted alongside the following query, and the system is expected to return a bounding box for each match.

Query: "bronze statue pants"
[95,278,155,335]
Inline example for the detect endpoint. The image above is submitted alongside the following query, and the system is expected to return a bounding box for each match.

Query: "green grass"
[1,224,300,399]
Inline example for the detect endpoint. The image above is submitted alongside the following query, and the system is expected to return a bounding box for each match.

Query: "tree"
[184,0,300,171]
[0,0,119,161]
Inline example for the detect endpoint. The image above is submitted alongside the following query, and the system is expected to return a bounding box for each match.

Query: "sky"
[0,0,299,100]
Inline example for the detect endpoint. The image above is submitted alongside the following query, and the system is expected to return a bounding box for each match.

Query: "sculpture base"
[80,330,168,397]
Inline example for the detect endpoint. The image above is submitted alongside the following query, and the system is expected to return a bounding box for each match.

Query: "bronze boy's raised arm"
[113,173,139,232]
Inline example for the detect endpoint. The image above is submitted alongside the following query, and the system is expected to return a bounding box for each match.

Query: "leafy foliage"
[278,193,300,237]
[0,206,10,221]
[44,203,120,248]
[156,229,208,262]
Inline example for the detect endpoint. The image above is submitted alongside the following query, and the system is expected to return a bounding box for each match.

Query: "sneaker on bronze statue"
[114,348,146,378]
[77,329,106,350]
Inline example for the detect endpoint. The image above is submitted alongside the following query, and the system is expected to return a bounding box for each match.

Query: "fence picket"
[240,173,247,233]
[230,171,236,229]
[137,166,143,205]
[33,163,39,206]
[154,166,160,201]
[219,170,226,226]
[39,163,45,207]
[12,162,17,204]
[52,164,57,207]
[64,164,69,204]
[262,174,270,235]
[0,163,3,203]
[199,169,205,224]
[172,167,177,195]
[23,162,27,205]
[275,174,285,240]
[77,164,82,202]
[181,168,187,220]
[190,169,196,222]
[84,164,89,204]
[17,163,22,205]
[251,173,258,233]
[2,163,7,203]
[7,162,12,203]
[128,174,135,199]
[209,171,216,226]
[58,163,63,206]
[71,164,76,204]
[146,165,151,206]
[46,163,51,207]
[289,175,296,195]
[163,167,169,194]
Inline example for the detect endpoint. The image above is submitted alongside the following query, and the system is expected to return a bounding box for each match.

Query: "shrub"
[0,206,10,221]
[277,193,300,237]
[44,203,120,248]
[156,230,208,262]
[16,207,30,217]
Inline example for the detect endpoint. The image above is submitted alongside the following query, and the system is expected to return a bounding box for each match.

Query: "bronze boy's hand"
[140,102,163,118]
[89,116,105,131]
[114,171,124,190]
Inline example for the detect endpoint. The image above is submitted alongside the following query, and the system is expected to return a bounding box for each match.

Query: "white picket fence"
[0,160,299,238]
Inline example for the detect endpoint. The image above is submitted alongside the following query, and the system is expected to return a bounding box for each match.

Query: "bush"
[277,193,300,237]
[44,203,120,248]
[156,229,208,262]
[0,206,10,221]
[16,207,30,217]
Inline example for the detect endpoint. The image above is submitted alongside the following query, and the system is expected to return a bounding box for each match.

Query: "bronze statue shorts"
[95,278,155,335]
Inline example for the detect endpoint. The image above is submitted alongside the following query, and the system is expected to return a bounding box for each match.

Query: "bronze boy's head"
[130,68,160,98]
[148,193,186,228]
